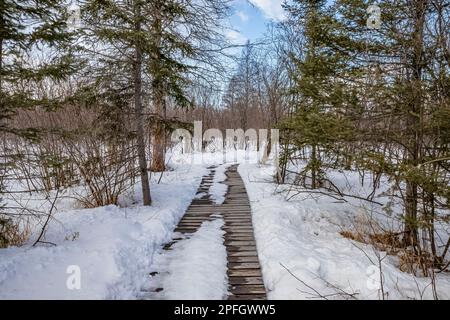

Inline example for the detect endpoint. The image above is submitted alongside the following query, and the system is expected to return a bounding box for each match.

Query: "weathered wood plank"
[227,250,258,257]
[228,269,264,277]
[228,294,266,300]
[228,277,264,285]
[224,240,256,246]
[180,217,215,221]
[229,285,266,295]
[228,262,261,270]
[227,245,258,252]
[225,236,255,241]
[228,256,260,263]
[224,221,253,225]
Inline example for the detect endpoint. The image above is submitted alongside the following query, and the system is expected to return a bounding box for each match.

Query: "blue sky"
[226,0,286,44]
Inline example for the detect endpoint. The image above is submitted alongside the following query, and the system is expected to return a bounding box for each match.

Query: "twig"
[280,263,329,300]
[32,189,59,247]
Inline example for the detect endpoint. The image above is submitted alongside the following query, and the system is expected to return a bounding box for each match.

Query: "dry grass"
[0,217,31,248]
[341,225,403,255]
[398,250,436,276]
[339,230,365,243]
[340,215,447,277]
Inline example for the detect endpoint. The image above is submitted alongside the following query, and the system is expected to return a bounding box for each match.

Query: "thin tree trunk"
[150,3,165,172]
[403,0,426,246]
[151,91,165,172]
[134,0,151,205]
[311,144,317,189]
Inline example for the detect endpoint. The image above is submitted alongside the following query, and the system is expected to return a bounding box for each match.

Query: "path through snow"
[143,218,228,299]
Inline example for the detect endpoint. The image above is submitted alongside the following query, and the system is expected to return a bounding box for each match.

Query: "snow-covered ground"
[239,162,450,300]
[0,157,207,299]
[1,149,449,300]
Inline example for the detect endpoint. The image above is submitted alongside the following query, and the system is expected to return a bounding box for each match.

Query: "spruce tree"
[284,0,450,256]
[81,0,155,205]
[281,0,353,189]
[326,0,449,250]
[0,0,79,137]
[82,0,228,179]
[1,0,80,244]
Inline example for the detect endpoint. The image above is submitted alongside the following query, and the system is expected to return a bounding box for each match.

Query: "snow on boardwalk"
[144,164,266,300]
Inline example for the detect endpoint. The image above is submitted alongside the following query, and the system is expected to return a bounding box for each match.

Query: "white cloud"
[237,10,249,22]
[225,30,248,45]
[249,0,286,21]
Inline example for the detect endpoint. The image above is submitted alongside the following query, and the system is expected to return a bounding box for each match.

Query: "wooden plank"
[225,236,255,241]
[228,262,261,270]
[224,217,252,220]
[188,208,249,212]
[225,196,248,198]
[228,256,260,263]
[174,229,196,233]
[228,294,266,300]
[228,276,264,285]
[228,269,263,277]
[183,213,215,217]
[188,205,222,208]
[221,213,252,215]
[177,224,203,228]
[223,226,253,229]
[225,238,256,243]
[224,231,254,235]
[224,220,252,224]
[180,217,213,221]
[225,225,254,229]
[224,224,254,228]
[227,250,257,257]
[180,215,213,219]
[229,285,266,295]
[226,245,257,252]
[224,231,254,234]
[223,224,253,228]
[224,240,256,246]
[178,221,205,224]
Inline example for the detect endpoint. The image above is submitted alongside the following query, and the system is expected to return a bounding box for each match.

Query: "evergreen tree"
[1,0,80,244]
[281,0,353,189]
[82,0,230,194]
[148,0,231,171]
[81,0,155,205]
[0,0,79,137]
[283,0,449,258]
[328,0,449,250]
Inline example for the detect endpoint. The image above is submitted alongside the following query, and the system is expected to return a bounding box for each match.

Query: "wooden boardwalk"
[155,164,266,300]
[222,165,266,300]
